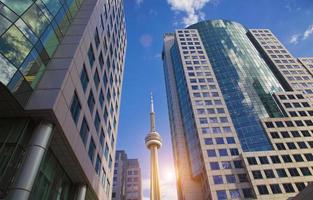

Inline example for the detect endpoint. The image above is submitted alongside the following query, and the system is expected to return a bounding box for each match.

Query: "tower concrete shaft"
[145,94,162,200]
[150,146,161,200]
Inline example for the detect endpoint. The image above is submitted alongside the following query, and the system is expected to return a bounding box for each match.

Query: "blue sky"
[117,0,313,199]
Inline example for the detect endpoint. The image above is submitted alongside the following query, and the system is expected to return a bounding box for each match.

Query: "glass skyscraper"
[0,0,126,200]
[163,19,313,199]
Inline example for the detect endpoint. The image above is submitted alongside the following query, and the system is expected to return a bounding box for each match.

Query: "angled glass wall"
[189,20,284,151]
[0,0,84,106]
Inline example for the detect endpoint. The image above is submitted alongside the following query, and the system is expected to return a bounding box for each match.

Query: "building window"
[100,129,105,148]
[213,175,223,184]
[210,162,220,170]
[94,112,101,132]
[276,143,286,150]
[226,137,235,144]
[238,174,248,182]
[291,131,301,137]
[270,184,282,194]
[287,142,296,149]
[104,143,109,160]
[109,155,113,170]
[270,132,279,138]
[270,155,281,163]
[230,148,239,156]
[281,131,290,138]
[226,175,236,183]
[297,142,308,149]
[233,160,243,168]
[293,154,304,162]
[300,167,311,176]
[295,182,306,191]
[103,72,108,87]
[282,155,292,163]
[283,183,295,193]
[94,69,100,88]
[204,138,213,145]
[99,90,104,107]
[88,138,96,163]
[304,153,313,161]
[257,185,269,195]
[88,44,95,67]
[80,65,89,92]
[230,190,240,199]
[80,117,89,146]
[99,51,104,69]
[94,27,100,49]
[221,161,232,169]
[207,149,216,157]
[302,131,311,137]
[103,107,108,122]
[247,157,257,165]
[70,92,81,124]
[265,122,274,128]
[242,188,254,198]
[218,149,228,157]
[215,137,224,144]
[264,169,275,178]
[252,170,263,179]
[216,190,227,200]
[276,168,287,177]
[95,155,101,175]
[87,91,95,113]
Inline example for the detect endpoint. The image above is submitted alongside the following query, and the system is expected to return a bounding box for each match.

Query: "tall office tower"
[0,0,126,200]
[112,151,142,200]
[145,95,162,200]
[163,19,313,200]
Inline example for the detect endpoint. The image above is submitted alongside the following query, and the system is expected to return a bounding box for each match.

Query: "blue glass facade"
[0,0,84,105]
[189,20,284,151]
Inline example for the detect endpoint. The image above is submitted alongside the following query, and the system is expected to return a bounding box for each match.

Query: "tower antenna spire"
[150,92,156,132]
[145,92,162,200]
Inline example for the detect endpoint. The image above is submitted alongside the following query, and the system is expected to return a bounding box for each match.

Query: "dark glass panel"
[0,25,32,67]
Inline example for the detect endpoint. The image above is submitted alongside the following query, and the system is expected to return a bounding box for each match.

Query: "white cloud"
[167,0,216,26]
[303,24,313,40]
[289,34,300,44]
[289,24,313,45]
[139,34,153,48]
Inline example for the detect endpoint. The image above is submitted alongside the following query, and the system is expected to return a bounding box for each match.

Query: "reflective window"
[88,138,96,163]
[22,4,50,37]
[0,25,32,66]
[80,64,89,92]
[70,92,81,124]
[79,117,89,146]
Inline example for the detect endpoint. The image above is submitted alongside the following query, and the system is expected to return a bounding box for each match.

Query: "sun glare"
[162,167,176,182]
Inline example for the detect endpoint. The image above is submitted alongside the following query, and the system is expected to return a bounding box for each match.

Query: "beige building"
[163,20,313,200]
[112,151,142,200]
[0,0,126,199]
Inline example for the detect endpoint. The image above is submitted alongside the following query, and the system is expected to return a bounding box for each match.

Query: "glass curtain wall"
[189,20,284,151]
[30,150,74,200]
[0,0,84,106]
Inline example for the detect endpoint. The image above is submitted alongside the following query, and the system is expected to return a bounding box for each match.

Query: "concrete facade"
[112,151,142,200]
[0,0,126,199]
[163,20,313,200]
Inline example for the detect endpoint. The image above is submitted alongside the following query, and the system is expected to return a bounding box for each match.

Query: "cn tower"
[145,94,162,200]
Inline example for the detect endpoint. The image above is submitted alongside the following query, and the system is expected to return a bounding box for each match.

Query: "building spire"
[150,92,156,132]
